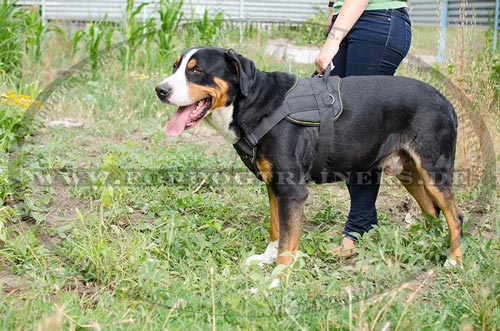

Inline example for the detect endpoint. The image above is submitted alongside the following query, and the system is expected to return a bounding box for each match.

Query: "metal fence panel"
[409,0,498,27]
[13,0,500,27]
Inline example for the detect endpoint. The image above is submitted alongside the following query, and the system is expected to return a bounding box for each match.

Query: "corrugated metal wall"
[447,0,496,25]
[408,0,440,26]
[16,0,324,22]
[15,0,500,27]
[409,0,498,26]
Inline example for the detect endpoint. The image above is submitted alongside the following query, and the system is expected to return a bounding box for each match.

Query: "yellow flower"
[129,71,150,80]
[1,90,41,110]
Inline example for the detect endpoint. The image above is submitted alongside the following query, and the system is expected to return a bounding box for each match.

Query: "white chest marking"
[204,104,238,144]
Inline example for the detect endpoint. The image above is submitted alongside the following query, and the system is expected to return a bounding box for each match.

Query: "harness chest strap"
[233,76,343,183]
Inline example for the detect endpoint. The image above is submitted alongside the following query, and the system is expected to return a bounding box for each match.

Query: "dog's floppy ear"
[226,49,256,97]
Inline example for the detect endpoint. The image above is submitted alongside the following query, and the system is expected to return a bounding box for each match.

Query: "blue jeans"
[327,8,412,240]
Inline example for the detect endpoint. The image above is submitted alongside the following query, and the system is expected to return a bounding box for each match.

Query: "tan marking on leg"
[398,164,439,217]
[267,186,279,242]
[256,159,273,184]
[409,153,464,264]
[423,182,463,263]
[276,199,305,265]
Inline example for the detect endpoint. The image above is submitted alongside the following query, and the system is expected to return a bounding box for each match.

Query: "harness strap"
[310,65,336,183]
[233,69,343,183]
[245,77,302,146]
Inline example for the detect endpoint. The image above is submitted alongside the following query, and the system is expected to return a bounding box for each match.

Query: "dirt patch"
[0,256,31,297]
[45,184,86,224]
[62,276,98,300]
[363,268,437,309]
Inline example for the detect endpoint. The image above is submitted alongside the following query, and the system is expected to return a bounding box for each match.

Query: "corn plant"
[155,0,184,57]
[186,8,224,46]
[0,0,25,77]
[23,5,64,65]
[120,0,154,72]
[72,20,113,79]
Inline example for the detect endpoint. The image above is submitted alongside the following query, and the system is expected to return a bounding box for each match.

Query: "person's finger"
[314,59,322,74]
[316,63,325,75]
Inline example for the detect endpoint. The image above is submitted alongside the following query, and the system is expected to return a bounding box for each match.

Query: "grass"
[3,117,499,329]
[0,5,499,330]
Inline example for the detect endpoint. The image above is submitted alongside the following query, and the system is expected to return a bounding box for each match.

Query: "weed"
[0,90,40,164]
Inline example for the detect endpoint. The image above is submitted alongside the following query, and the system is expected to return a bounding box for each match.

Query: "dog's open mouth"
[165,98,212,137]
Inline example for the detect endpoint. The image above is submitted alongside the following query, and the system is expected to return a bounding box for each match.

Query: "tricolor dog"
[155,47,463,267]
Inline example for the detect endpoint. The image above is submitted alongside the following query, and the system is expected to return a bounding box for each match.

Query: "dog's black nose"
[155,84,172,100]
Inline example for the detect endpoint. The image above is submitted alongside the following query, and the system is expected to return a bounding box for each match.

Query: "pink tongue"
[165,105,195,137]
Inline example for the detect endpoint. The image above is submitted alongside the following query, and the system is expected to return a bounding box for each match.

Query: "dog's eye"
[172,63,178,71]
[191,68,203,74]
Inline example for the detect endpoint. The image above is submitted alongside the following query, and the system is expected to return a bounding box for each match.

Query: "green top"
[333,0,407,15]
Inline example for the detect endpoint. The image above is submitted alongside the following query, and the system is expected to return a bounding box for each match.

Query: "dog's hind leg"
[409,155,464,266]
[398,165,440,218]
[245,185,279,266]
[423,180,463,266]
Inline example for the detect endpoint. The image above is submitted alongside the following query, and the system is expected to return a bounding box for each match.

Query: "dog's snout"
[155,83,172,101]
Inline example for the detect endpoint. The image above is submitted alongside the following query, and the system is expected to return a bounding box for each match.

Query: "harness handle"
[311,64,333,84]
[322,64,333,83]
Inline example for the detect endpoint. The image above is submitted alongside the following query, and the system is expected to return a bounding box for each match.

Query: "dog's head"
[155,47,256,137]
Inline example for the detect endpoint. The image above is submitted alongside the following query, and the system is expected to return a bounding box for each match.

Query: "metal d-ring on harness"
[233,65,343,183]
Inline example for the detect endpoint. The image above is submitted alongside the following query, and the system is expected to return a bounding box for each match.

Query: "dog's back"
[325,76,457,175]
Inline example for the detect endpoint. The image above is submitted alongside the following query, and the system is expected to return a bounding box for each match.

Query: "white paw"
[249,287,259,294]
[444,258,463,269]
[268,278,280,289]
[245,241,278,266]
[249,278,280,295]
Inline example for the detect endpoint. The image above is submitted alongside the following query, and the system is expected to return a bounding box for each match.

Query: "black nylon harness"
[233,73,344,183]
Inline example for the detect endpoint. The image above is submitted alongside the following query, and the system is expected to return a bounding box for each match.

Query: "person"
[314,0,412,256]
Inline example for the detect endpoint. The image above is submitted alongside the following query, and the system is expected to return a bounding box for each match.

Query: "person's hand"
[315,39,339,74]
[315,0,368,74]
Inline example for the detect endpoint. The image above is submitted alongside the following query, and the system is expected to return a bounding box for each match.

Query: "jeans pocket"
[385,12,412,56]
[361,10,391,22]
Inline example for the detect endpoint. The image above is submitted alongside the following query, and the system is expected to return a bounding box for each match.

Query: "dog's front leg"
[274,184,308,265]
[246,183,307,291]
[245,185,279,266]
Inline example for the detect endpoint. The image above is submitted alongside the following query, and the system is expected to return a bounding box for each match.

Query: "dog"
[155,47,463,267]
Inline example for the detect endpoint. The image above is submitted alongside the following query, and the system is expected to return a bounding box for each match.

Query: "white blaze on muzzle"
[161,48,199,106]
